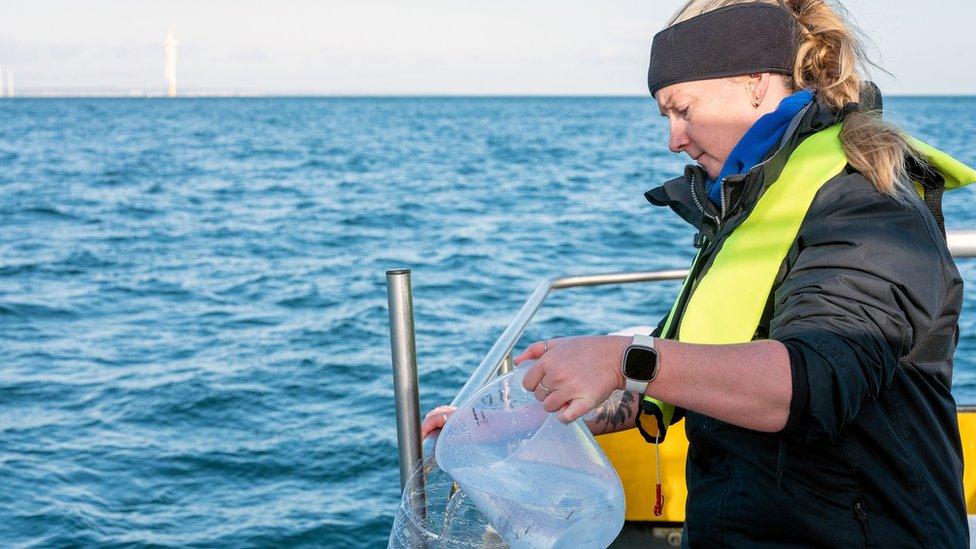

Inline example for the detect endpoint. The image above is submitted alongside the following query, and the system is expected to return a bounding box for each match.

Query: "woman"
[424,0,973,545]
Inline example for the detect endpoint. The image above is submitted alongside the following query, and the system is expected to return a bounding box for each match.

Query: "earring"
[753,98,762,107]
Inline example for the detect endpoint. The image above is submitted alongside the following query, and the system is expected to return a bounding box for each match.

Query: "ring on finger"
[538,382,551,395]
[544,339,550,352]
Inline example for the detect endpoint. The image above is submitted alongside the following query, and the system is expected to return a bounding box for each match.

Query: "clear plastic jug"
[435,364,625,548]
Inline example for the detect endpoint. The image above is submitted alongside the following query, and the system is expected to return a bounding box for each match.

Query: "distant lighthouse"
[164,29,178,97]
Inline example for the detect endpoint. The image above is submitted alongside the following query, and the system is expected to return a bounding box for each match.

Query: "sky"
[1,0,973,96]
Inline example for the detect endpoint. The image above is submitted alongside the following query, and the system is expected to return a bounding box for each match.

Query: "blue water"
[1,97,975,547]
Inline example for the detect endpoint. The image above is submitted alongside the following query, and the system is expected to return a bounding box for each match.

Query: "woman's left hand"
[514,335,630,423]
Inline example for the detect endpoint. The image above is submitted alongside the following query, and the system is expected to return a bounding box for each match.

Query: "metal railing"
[387,229,976,489]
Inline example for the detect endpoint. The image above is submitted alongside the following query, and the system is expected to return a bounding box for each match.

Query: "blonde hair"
[668,0,915,197]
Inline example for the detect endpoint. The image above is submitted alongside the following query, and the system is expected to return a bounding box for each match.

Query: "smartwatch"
[621,334,660,393]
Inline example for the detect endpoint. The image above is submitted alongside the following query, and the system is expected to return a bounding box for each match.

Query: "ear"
[747,73,772,108]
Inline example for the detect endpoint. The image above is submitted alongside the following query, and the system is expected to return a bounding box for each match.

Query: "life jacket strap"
[906,153,948,239]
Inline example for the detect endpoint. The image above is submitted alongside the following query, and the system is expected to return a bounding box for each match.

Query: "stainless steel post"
[386,269,423,492]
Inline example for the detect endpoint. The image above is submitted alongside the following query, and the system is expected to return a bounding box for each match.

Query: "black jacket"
[644,98,969,547]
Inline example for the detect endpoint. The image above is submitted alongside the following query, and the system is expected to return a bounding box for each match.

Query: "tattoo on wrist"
[590,391,637,435]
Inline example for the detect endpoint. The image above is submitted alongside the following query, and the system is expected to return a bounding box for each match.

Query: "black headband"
[647,3,798,97]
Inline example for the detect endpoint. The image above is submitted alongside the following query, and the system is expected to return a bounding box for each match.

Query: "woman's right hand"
[422,405,457,439]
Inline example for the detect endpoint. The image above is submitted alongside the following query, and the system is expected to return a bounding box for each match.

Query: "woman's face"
[656,77,778,179]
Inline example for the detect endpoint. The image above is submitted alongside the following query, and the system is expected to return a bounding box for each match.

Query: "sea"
[2,96,975,547]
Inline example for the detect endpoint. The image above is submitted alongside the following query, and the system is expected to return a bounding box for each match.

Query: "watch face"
[624,347,658,381]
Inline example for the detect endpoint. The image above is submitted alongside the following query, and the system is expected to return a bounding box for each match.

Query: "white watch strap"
[632,334,655,349]
[625,378,651,394]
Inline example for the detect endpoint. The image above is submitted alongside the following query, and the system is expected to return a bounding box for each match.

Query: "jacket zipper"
[854,501,874,546]
[719,177,728,219]
[689,170,720,248]
[689,170,719,224]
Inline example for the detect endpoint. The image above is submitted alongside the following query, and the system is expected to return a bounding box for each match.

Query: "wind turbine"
[164,29,178,97]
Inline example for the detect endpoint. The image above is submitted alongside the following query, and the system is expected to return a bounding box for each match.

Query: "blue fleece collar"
[707,89,815,205]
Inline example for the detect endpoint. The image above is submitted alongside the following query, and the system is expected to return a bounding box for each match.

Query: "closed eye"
[660,107,689,118]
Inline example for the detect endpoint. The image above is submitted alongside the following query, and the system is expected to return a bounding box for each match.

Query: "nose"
[668,119,689,154]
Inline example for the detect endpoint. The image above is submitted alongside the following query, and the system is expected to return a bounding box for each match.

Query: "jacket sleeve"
[769,175,949,444]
